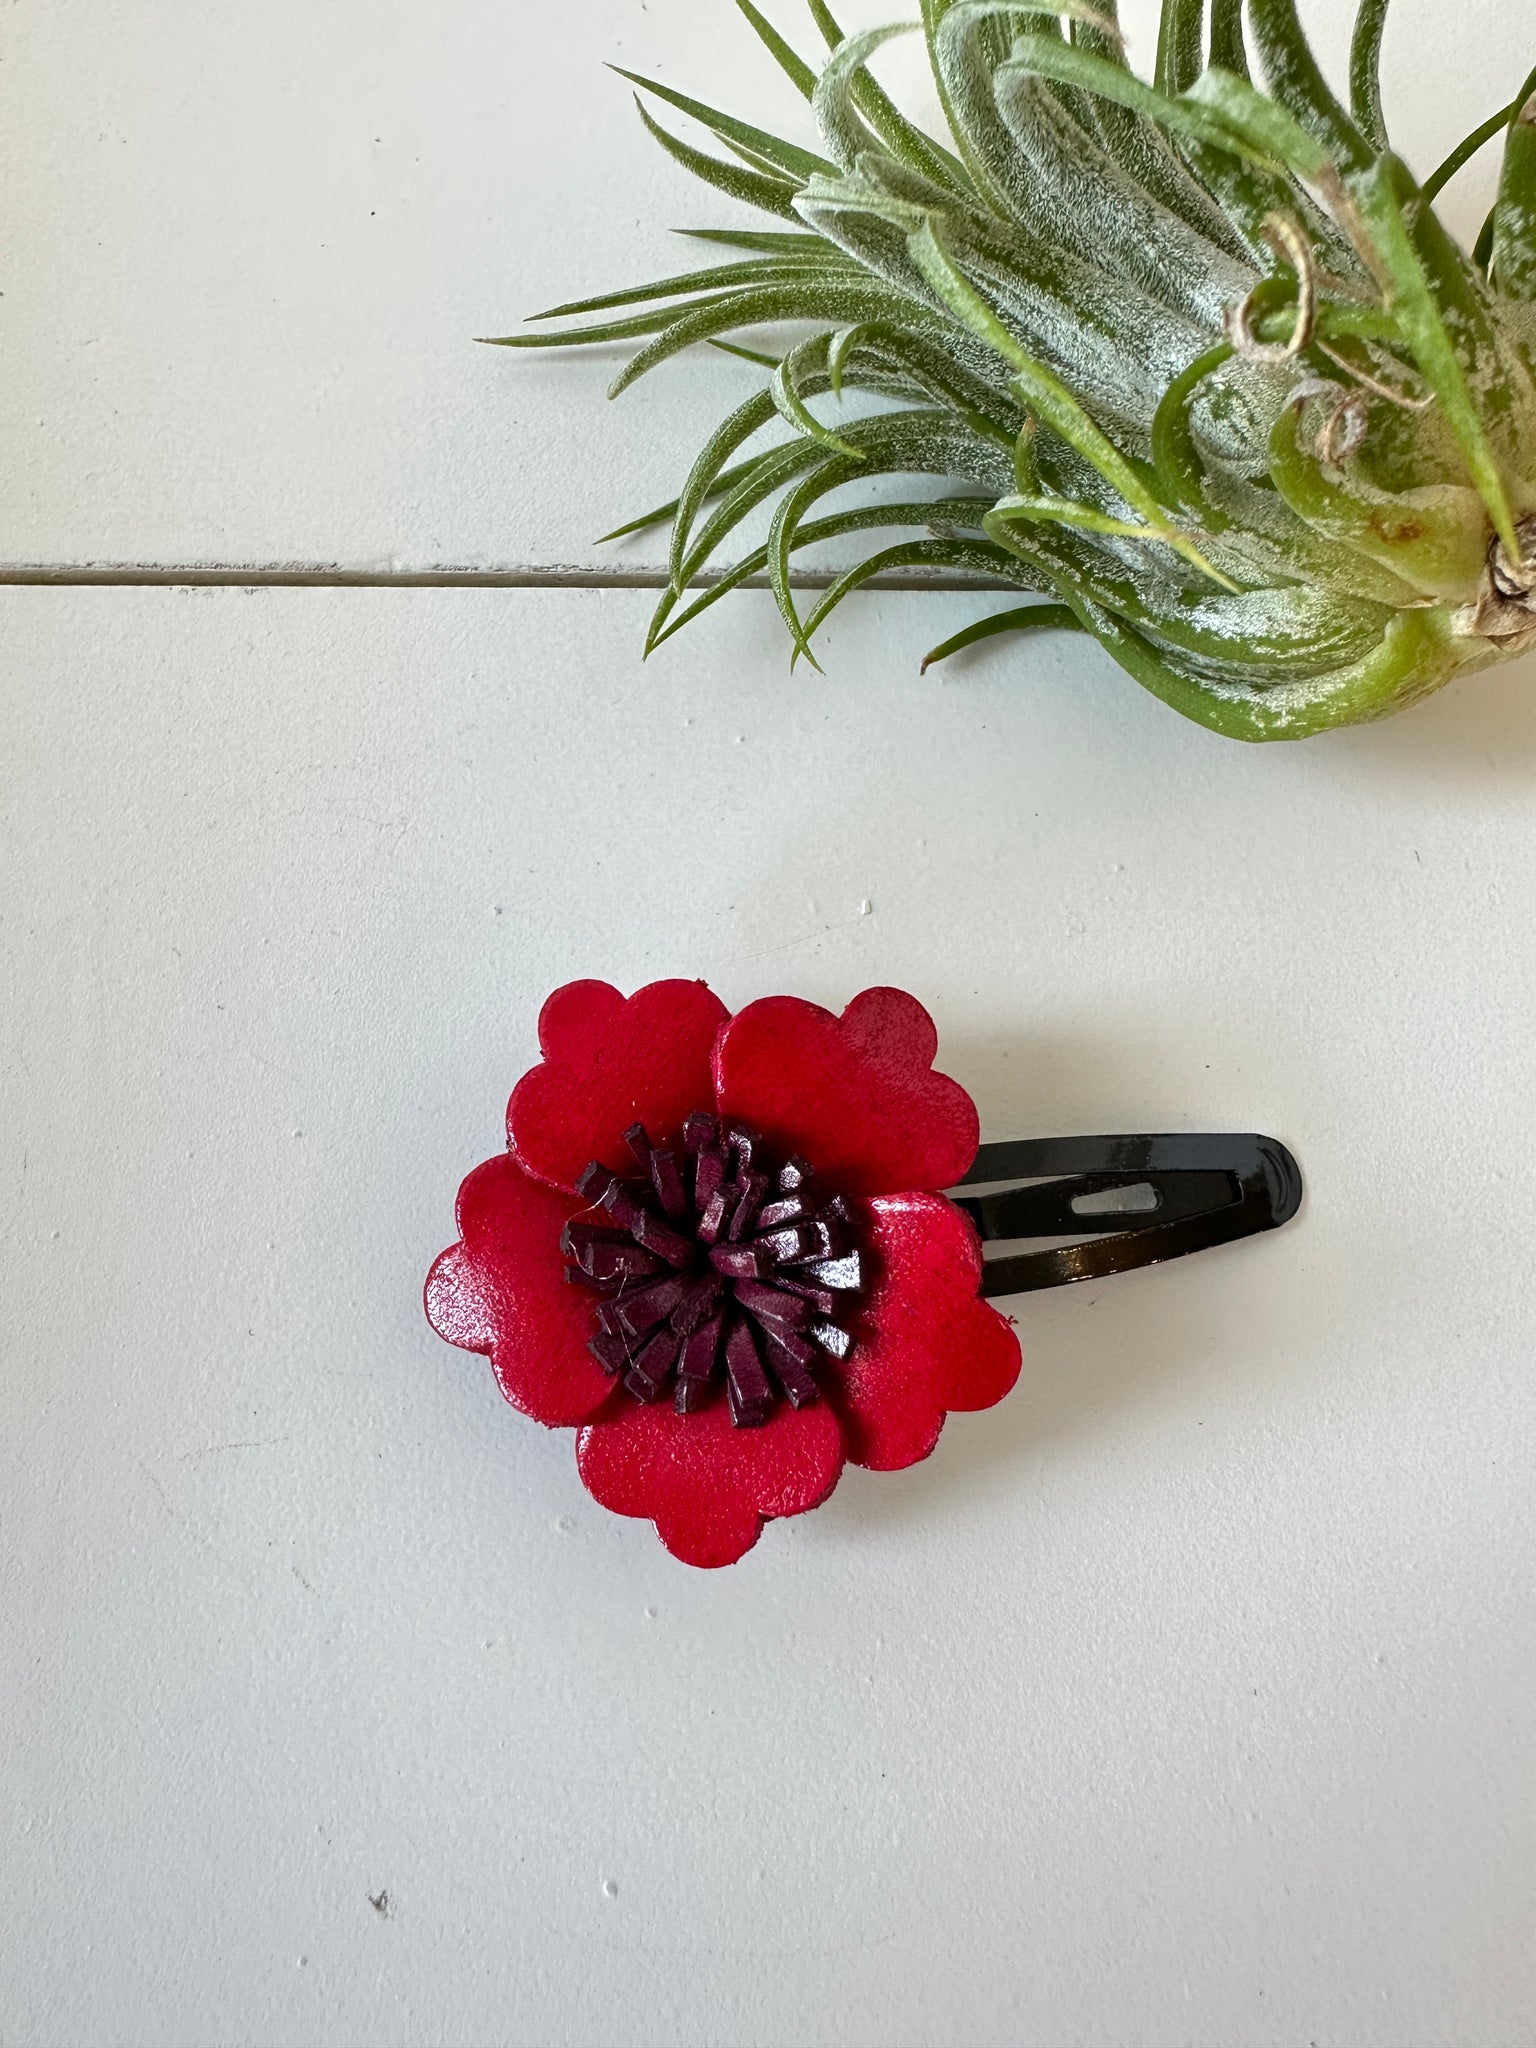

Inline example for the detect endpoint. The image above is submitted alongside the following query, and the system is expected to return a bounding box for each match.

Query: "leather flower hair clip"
[426,978,1301,1566]
[425,979,1020,1567]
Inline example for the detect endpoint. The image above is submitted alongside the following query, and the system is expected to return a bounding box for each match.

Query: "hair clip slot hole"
[950,1135,1302,1297]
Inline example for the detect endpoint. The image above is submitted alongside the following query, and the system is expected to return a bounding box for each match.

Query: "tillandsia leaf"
[1155,0,1204,99]
[1473,204,1498,277]
[810,22,926,174]
[933,5,1204,245]
[989,65,1256,321]
[989,491,1178,543]
[799,536,1042,656]
[1349,154,1523,560]
[1208,0,1250,82]
[805,1,975,193]
[816,10,1113,206]
[920,601,1084,670]
[819,320,1020,442]
[481,296,741,349]
[708,338,785,366]
[661,406,1010,643]
[495,0,1536,739]
[771,334,869,460]
[1061,4,1261,250]
[732,0,820,99]
[1267,396,1490,599]
[1422,97,1524,206]
[1491,69,1536,299]
[1348,0,1390,152]
[529,253,858,321]
[976,477,1399,672]
[1112,582,1394,683]
[907,218,1239,587]
[608,65,836,183]
[669,385,804,589]
[650,502,1004,654]
[1071,597,1462,741]
[917,0,985,189]
[794,175,1189,420]
[1150,342,1234,523]
[763,407,1021,655]
[721,132,822,181]
[629,97,804,218]
[667,434,836,610]
[828,321,870,397]
[1000,38,1306,177]
[665,351,958,584]
[929,1,1129,47]
[927,8,1067,221]
[987,5,1089,135]
[1245,0,1374,174]
[1070,0,1126,63]
[677,228,830,253]
[999,33,1364,271]
[1177,66,1339,184]
[771,471,851,663]
[608,277,948,397]
[598,452,768,544]
[818,316,1014,438]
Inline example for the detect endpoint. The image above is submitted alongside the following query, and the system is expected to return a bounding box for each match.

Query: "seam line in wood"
[0,564,1020,593]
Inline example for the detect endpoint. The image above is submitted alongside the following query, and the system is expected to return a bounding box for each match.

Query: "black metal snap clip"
[949,1134,1303,1298]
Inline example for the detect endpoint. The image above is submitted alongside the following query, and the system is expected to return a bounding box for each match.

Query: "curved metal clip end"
[950,1132,1303,1298]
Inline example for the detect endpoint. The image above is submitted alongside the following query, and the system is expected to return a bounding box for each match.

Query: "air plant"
[489,0,1536,741]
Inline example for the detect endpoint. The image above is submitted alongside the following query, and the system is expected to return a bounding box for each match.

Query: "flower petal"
[509,978,731,1194]
[712,987,979,1198]
[832,1193,1021,1471]
[576,1396,846,1567]
[424,1153,614,1427]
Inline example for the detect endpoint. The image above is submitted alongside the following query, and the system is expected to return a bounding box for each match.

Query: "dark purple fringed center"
[561,1113,862,1426]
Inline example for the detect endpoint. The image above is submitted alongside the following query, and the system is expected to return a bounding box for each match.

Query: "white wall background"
[5,4,1536,2045]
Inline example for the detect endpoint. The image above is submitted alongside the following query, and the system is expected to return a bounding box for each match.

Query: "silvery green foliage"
[492,0,1536,740]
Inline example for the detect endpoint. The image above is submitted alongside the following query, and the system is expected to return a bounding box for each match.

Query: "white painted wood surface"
[9,2,1536,2040]
[7,587,1536,2044]
[0,0,1514,572]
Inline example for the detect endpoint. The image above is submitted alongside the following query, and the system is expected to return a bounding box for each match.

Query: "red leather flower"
[425,980,1020,1567]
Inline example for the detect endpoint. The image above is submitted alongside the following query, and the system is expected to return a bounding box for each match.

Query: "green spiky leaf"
[920,600,1083,671]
